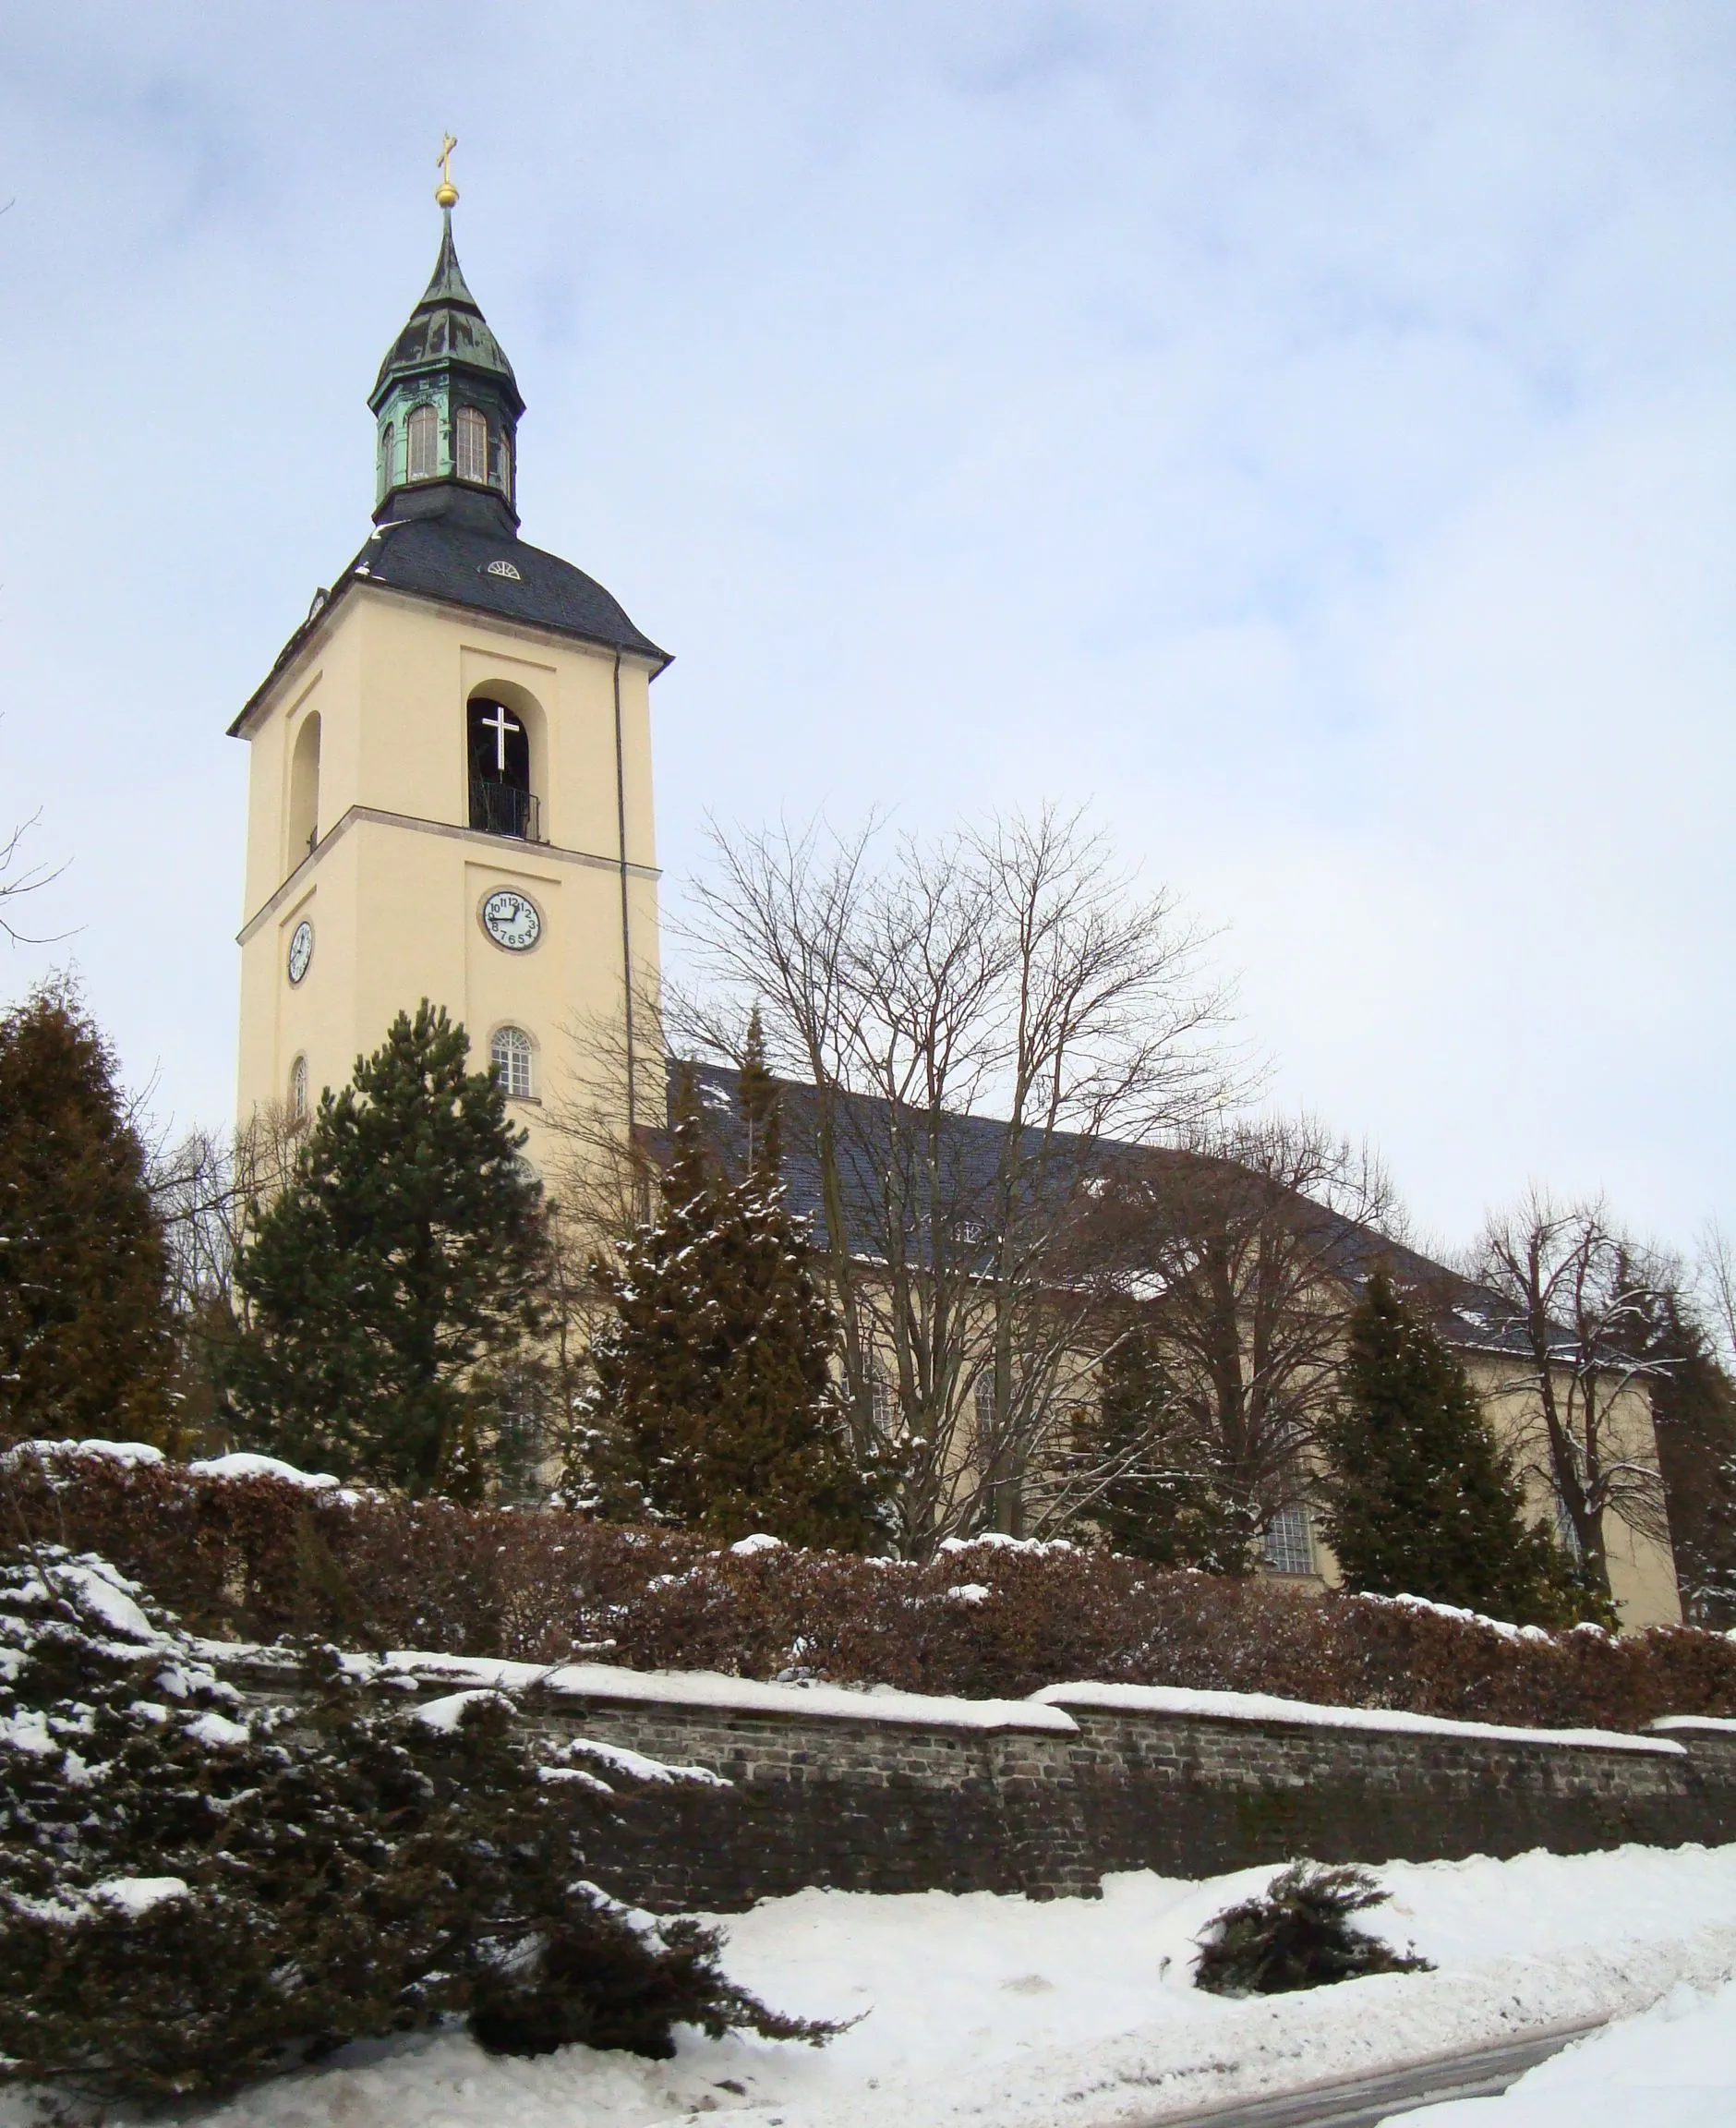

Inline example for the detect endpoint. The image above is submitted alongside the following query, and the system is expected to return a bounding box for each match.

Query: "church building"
[230,162,667,1179]
[228,164,1685,1633]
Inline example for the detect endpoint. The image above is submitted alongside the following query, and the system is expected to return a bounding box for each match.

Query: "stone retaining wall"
[216,1650,1736,1912]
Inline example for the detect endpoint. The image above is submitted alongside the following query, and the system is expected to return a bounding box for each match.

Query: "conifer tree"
[1318,1268,1584,1626]
[1074,1324,1255,1572]
[0,983,173,1447]
[736,1008,781,1181]
[226,1003,546,1495]
[575,1063,880,1548]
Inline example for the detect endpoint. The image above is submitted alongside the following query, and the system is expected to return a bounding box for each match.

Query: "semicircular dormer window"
[454,405,488,485]
[406,403,439,483]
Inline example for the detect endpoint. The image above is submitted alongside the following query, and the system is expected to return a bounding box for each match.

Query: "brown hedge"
[6,1450,1735,1732]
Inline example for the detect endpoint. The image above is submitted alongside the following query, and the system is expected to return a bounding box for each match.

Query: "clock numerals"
[480,889,542,953]
[286,920,314,985]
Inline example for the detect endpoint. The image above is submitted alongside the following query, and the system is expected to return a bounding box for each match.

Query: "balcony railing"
[469,780,541,842]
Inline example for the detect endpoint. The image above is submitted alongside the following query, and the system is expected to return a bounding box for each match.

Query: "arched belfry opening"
[467,690,538,840]
[287,712,320,868]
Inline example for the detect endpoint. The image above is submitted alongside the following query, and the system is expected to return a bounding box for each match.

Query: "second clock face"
[480,888,542,952]
[286,919,314,985]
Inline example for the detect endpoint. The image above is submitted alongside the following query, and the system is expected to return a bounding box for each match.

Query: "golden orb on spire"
[435,132,459,210]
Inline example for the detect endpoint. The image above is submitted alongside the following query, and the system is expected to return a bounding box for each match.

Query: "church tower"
[231,159,668,1181]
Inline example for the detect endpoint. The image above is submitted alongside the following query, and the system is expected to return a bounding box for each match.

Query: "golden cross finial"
[435,133,459,210]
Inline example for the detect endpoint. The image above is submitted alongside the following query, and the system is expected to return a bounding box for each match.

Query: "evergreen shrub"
[1193,1862,1432,1996]
[0,1544,827,2106]
[6,1445,1736,1734]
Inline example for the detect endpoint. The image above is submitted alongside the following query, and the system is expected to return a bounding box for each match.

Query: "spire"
[419,210,480,312]
[369,145,524,523]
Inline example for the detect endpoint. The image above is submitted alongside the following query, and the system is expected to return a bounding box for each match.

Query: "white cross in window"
[479,703,522,773]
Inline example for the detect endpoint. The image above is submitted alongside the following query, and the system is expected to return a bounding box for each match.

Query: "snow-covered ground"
[22,1842,1730,2128]
[1412,1975,1736,2127]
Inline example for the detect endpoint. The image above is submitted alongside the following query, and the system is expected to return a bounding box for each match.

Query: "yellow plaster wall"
[235,585,660,1182]
[1467,1355,1682,1629]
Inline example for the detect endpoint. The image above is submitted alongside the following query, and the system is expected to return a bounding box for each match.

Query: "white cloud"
[0,1,1730,1251]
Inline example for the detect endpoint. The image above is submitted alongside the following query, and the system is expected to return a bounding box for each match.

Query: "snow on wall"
[202,1641,1736,1914]
[1032,1681,1686,1757]
[350,1652,1079,1735]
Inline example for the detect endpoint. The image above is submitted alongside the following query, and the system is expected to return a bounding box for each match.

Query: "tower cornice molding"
[236,802,662,948]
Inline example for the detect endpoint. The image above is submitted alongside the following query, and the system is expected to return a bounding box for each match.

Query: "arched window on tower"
[454,406,488,484]
[287,712,320,869]
[468,695,536,840]
[289,1054,309,1125]
[406,403,439,482]
[490,1025,534,1101]
[495,429,513,503]
[378,420,396,501]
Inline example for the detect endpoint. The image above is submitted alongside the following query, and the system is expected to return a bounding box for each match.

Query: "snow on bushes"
[1193,1862,1433,1996]
[0,1544,831,2104]
[6,1444,1736,1732]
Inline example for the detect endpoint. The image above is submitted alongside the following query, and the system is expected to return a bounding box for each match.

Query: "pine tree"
[225,1003,546,1495]
[1075,1324,1255,1573]
[575,1064,880,1548]
[1318,1268,1585,1626]
[0,983,173,1447]
[0,1547,830,2102]
[736,1007,782,1182]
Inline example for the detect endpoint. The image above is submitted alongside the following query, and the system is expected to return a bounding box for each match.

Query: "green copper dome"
[369,211,523,522]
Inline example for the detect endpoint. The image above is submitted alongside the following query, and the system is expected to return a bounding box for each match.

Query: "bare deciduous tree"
[672,807,1237,1554]
[1471,1191,1672,1594]
[1696,1220,1736,1376]
[1084,1116,1406,1550]
[148,1107,305,1449]
[0,812,68,948]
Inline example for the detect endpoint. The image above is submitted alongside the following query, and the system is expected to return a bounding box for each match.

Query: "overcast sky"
[1,3,1731,1258]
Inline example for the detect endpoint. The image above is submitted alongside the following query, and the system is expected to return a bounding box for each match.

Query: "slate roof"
[681,1059,1540,1363]
[231,487,669,734]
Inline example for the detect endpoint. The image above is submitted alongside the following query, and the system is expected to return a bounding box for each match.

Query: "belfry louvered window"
[378,421,395,499]
[406,404,439,482]
[455,406,488,484]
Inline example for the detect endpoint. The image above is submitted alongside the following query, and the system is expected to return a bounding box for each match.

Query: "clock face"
[480,888,542,952]
[286,919,314,985]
